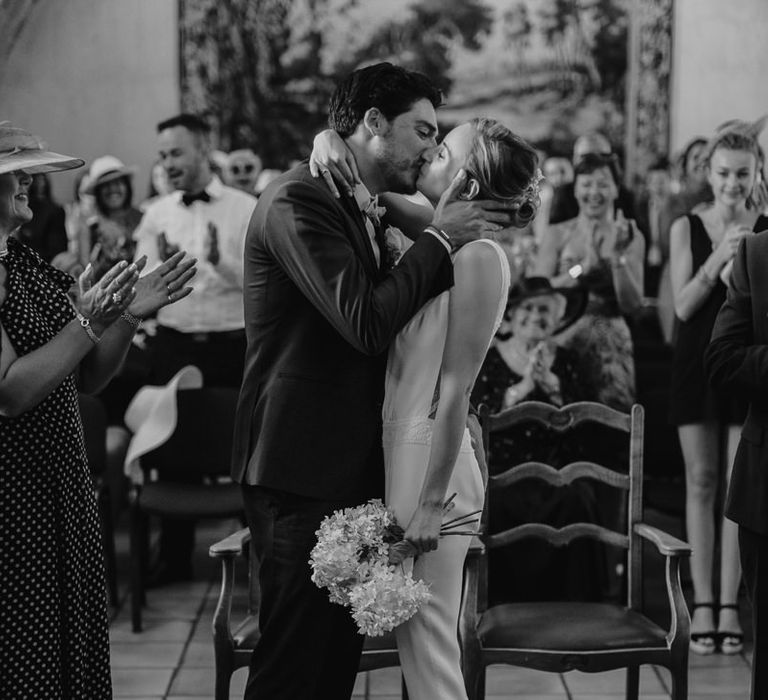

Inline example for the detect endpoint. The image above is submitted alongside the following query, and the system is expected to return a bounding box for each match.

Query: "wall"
[671,0,768,157]
[0,0,179,202]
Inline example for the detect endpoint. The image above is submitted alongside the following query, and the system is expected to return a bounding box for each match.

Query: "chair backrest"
[479,400,645,608]
[139,387,239,480]
[78,392,108,477]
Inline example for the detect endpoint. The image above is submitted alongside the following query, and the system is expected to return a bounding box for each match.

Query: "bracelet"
[696,266,716,288]
[120,311,142,331]
[424,225,453,249]
[75,311,101,344]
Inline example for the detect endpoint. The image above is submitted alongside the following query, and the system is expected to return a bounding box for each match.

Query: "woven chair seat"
[479,601,668,652]
[138,482,242,518]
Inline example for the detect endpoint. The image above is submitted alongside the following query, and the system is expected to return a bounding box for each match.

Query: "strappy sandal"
[717,603,744,655]
[690,602,717,655]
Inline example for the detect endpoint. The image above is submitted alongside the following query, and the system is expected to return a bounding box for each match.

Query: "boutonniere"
[382,226,406,270]
[362,195,387,227]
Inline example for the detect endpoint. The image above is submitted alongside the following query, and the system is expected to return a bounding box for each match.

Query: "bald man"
[549,132,636,225]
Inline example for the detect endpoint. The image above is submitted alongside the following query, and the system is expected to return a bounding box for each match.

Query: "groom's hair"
[328,62,442,138]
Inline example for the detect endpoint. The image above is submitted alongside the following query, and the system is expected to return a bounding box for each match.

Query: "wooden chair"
[209,527,408,700]
[78,392,119,606]
[460,401,691,700]
[129,387,243,632]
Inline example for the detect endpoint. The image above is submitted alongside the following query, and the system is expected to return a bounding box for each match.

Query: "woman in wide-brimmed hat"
[470,276,606,603]
[77,154,143,280]
[0,122,197,698]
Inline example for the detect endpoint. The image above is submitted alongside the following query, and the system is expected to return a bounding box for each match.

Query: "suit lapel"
[337,191,380,279]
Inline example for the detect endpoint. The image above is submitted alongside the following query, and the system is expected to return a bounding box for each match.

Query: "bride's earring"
[459,179,480,201]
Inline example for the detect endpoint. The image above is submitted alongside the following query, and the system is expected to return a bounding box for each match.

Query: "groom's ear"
[362,108,387,137]
[459,178,480,201]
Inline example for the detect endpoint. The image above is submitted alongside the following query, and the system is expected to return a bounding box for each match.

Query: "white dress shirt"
[133,176,256,332]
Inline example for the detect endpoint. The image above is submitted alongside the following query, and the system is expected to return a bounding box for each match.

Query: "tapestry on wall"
[179,0,669,175]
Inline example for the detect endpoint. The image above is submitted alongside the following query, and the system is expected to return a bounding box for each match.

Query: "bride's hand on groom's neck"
[309,129,360,199]
[432,169,518,248]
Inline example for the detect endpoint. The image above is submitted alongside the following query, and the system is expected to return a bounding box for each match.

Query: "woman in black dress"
[0,123,196,698]
[669,119,768,655]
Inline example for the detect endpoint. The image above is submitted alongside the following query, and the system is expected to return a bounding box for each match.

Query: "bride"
[311,118,540,699]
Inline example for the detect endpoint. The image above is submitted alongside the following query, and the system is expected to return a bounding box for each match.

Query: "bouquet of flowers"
[309,496,480,636]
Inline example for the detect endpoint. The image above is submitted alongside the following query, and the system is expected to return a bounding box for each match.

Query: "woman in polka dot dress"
[0,123,197,698]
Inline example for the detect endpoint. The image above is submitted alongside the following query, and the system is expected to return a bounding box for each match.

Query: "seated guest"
[471,277,606,603]
[549,132,636,225]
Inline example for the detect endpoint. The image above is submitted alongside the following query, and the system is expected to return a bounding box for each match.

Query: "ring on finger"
[112,291,122,305]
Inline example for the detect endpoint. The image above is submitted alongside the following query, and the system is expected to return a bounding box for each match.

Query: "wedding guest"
[471,277,606,603]
[64,170,94,253]
[133,113,257,585]
[660,136,712,244]
[635,157,672,296]
[140,158,174,212]
[534,156,573,244]
[534,152,644,412]
[548,132,636,225]
[79,155,142,281]
[224,148,262,194]
[15,173,67,262]
[0,122,196,697]
[669,120,768,655]
[706,198,768,700]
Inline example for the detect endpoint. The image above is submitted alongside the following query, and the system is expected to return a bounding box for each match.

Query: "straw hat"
[83,155,136,193]
[506,276,588,335]
[0,121,84,175]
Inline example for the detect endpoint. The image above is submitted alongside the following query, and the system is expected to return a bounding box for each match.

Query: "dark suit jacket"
[231,164,453,502]
[705,231,768,535]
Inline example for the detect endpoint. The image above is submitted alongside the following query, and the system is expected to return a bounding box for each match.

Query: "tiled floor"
[108,517,753,699]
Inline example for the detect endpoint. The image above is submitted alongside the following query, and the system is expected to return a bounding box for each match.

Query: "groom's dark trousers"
[705,229,768,700]
[231,163,453,700]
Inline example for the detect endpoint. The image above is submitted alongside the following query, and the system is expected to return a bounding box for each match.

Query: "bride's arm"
[378,193,434,241]
[402,242,504,555]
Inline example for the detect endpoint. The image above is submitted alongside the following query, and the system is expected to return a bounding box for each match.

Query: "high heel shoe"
[717,603,744,655]
[689,602,717,655]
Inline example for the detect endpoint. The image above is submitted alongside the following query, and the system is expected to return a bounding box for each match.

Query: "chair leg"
[98,484,119,607]
[214,659,233,700]
[669,662,688,700]
[130,504,144,632]
[625,665,639,700]
[401,673,409,700]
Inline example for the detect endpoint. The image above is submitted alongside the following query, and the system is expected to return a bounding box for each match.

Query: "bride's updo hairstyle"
[463,118,541,228]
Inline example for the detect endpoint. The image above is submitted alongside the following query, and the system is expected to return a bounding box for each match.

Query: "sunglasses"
[231,163,256,175]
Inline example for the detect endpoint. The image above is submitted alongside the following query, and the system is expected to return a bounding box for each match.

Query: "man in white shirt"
[133,113,256,584]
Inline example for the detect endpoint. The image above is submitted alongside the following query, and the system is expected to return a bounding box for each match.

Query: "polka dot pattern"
[0,237,111,698]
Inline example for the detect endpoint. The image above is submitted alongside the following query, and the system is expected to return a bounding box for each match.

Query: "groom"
[232,62,509,700]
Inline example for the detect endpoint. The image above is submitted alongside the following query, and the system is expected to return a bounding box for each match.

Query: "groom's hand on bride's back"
[431,169,516,248]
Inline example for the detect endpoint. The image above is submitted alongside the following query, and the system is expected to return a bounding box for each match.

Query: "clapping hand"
[128,251,197,319]
[73,260,140,335]
[612,211,634,255]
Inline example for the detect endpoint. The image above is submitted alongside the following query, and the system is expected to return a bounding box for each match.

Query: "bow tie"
[361,195,386,227]
[181,190,211,207]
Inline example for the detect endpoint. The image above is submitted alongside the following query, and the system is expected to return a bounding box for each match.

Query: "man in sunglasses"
[224,149,263,195]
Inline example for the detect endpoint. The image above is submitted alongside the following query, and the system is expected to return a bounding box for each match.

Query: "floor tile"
[484,665,567,695]
[110,618,195,643]
[111,668,173,697]
[111,640,185,668]
[180,640,217,668]
[563,667,666,694]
